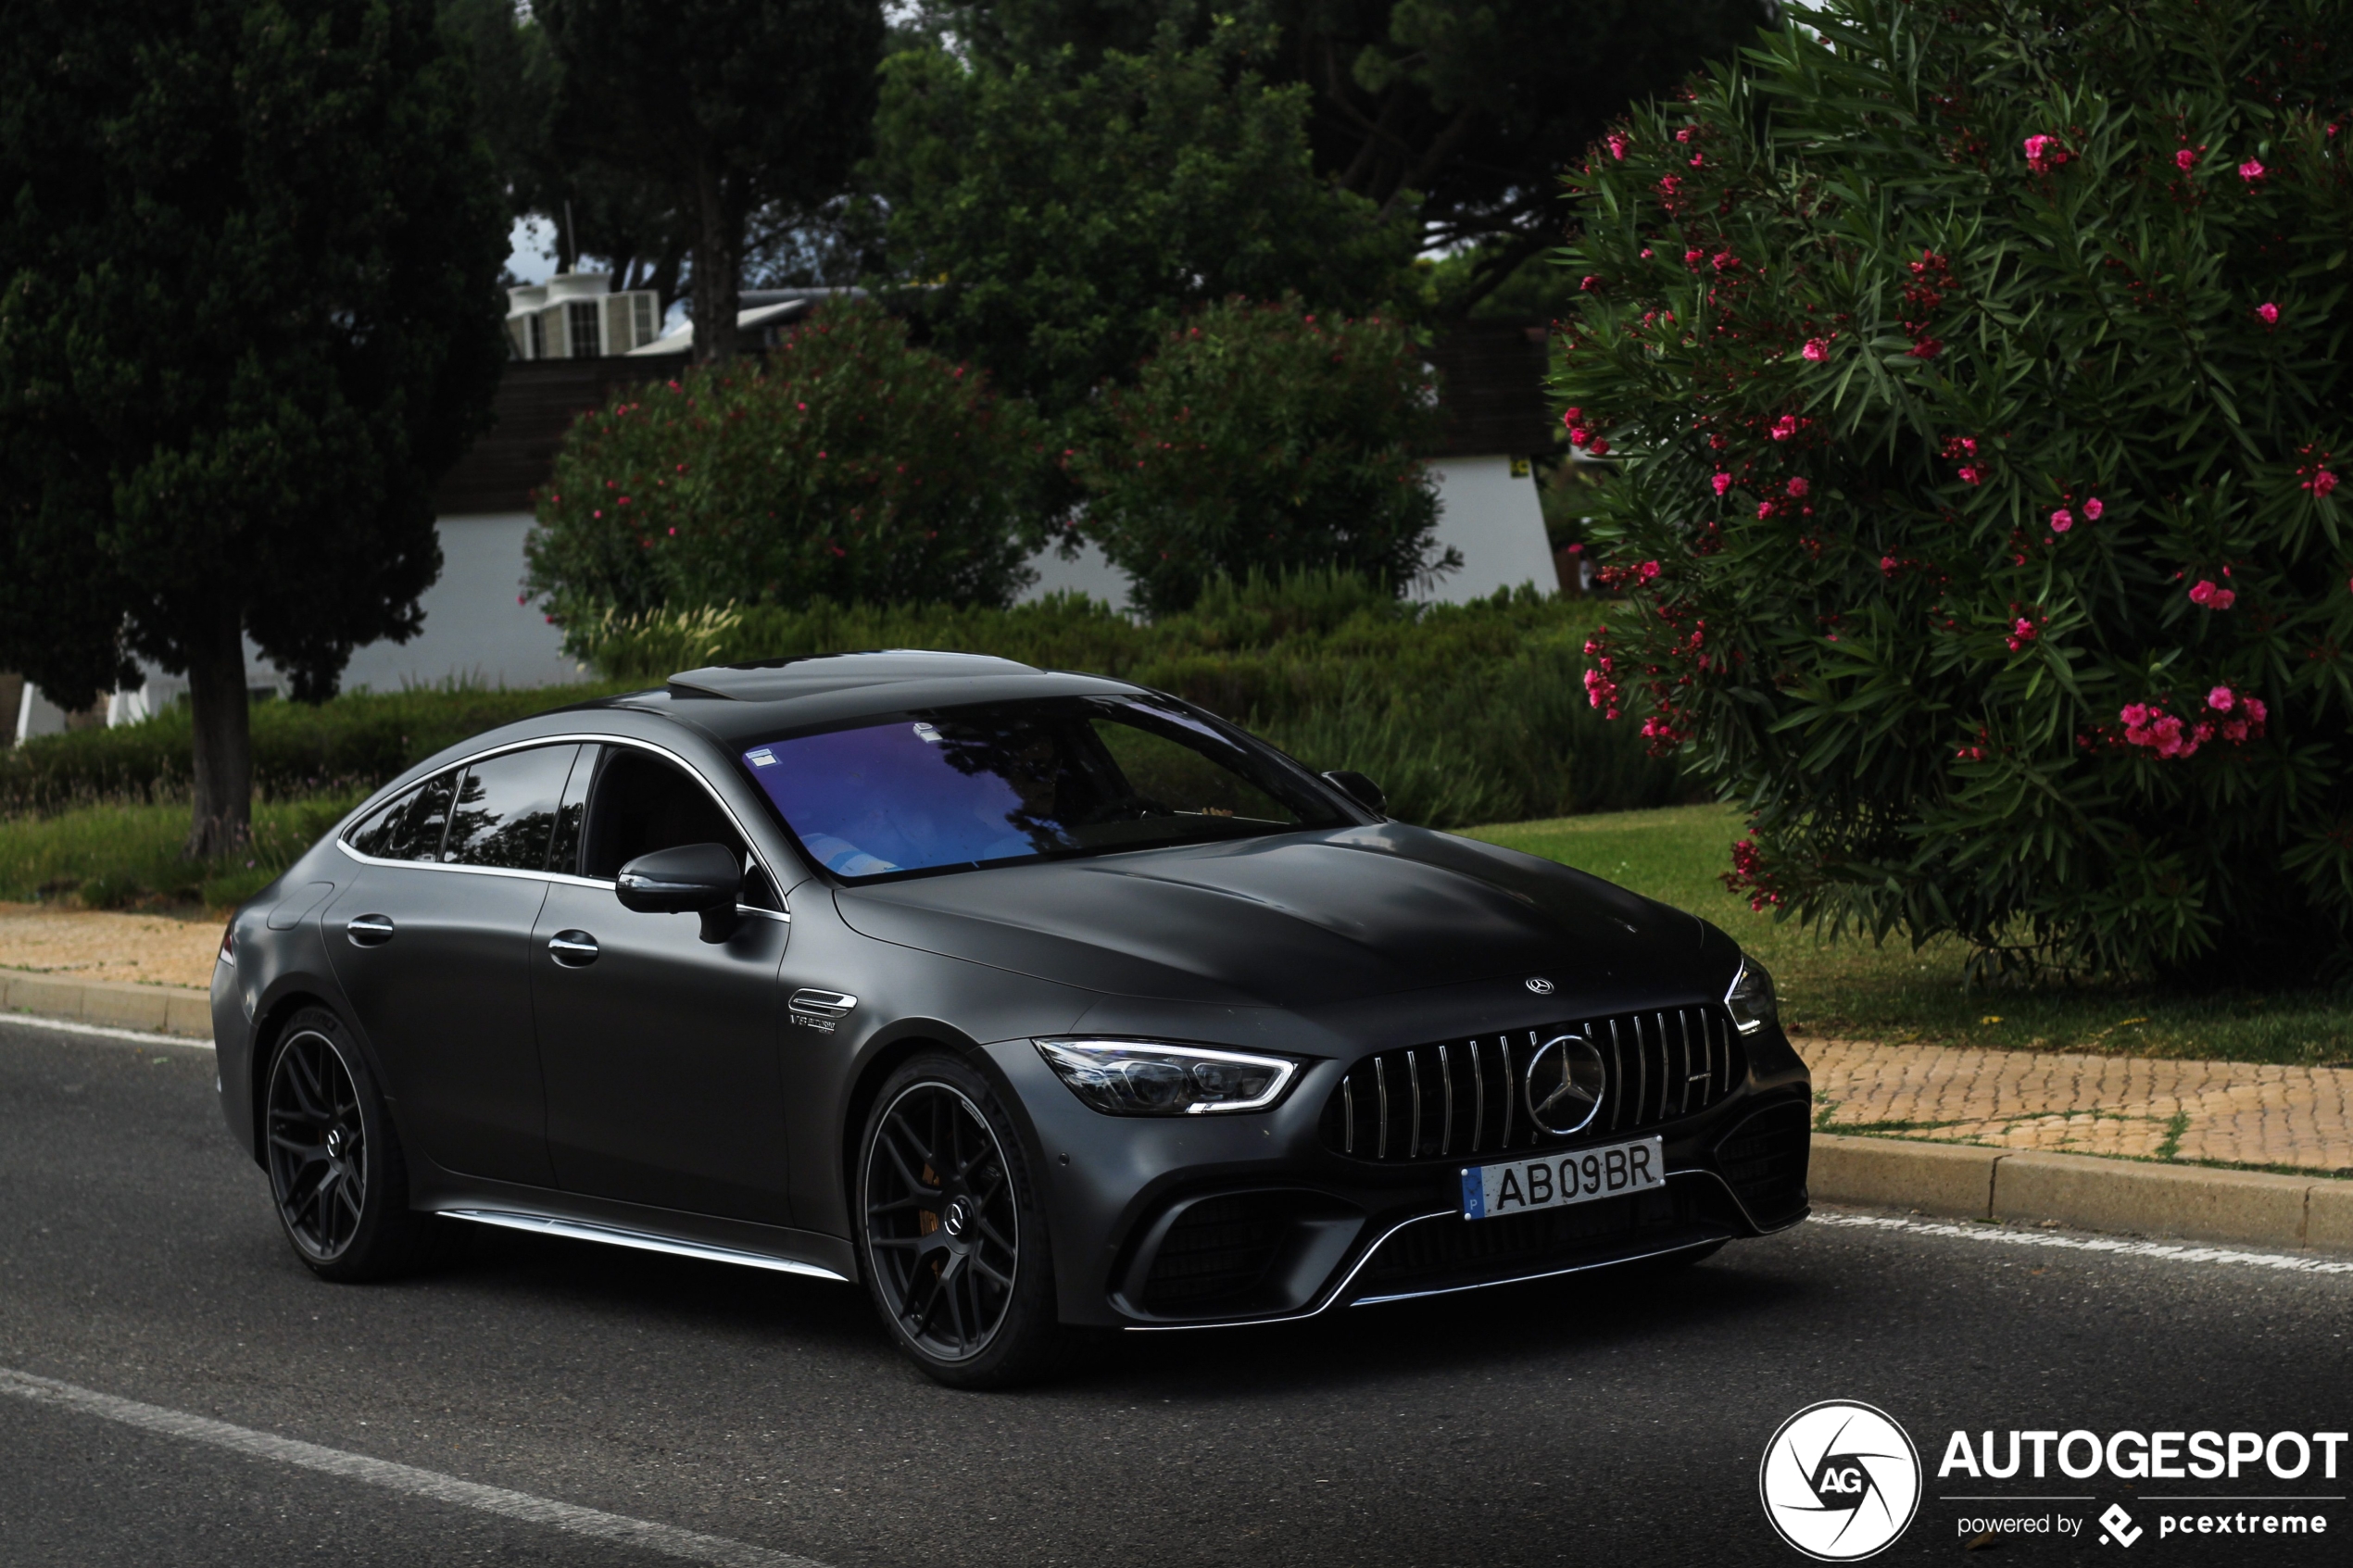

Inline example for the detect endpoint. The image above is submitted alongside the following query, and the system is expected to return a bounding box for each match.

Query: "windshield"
[738,696,1347,881]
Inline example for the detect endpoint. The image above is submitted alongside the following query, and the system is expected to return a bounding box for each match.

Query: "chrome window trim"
[333,731,791,917]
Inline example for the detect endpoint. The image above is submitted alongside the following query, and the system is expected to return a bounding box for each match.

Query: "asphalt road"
[2,1017,2347,1567]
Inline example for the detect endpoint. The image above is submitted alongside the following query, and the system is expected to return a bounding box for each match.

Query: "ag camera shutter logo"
[1759,1400,1922,1561]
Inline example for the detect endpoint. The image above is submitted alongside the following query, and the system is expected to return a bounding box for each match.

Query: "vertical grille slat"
[1469,1038,1486,1152]
[1437,1044,1454,1159]
[1328,1003,1747,1163]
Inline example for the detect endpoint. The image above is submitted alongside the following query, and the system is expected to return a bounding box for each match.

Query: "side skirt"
[439,1208,852,1285]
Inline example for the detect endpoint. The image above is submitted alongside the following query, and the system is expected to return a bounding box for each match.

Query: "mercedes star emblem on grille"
[1524,1033,1607,1135]
[1524,976,1554,994]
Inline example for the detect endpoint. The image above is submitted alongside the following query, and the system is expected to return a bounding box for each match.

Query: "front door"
[531,746,794,1224]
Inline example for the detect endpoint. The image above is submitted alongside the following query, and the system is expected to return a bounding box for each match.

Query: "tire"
[261,1007,438,1282]
[854,1052,1065,1389]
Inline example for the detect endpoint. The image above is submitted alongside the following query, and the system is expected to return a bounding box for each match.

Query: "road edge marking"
[1808,1210,2353,1274]
[0,1011,215,1049]
[0,1366,828,1568]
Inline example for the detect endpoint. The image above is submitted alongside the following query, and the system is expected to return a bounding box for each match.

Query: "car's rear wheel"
[856,1053,1063,1388]
[263,1008,435,1281]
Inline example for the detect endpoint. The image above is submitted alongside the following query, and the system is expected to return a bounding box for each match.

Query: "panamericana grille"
[1325,1005,1743,1164]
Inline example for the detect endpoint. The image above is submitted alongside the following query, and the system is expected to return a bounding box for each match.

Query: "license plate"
[1460,1135,1666,1221]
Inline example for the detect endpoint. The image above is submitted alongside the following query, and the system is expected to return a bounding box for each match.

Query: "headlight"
[1724,955,1778,1036]
[1034,1038,1302,1115]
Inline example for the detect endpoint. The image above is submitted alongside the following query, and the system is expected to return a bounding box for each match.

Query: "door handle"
[345,913,395,947]
[547,930,600,967]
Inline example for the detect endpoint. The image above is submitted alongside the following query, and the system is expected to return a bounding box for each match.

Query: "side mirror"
[1321,770,1386,815]
[616,843,742,941]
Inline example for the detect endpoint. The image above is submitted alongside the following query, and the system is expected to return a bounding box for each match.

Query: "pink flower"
[2014,618,2037,639]
[2208,685,2235,712]
[1587,438,1611,456]
[2257,301,2280,324]
[1684,248,1704,268]
[1711,472,1732,496]
[1689,153,1705,168]
[1639,247,1653,258]
[1637,559,1661,582]
[1606,133,1628,160]
[2310,470,2339,497]
[1712,252,1738,272]
[2120,703,2151,728]
[1957,466,1982,485]
[2050,508,2073,533]
[1802,338,1829,361]
[1675,128,1692,144]
[1770,415,1799,441]
[2024,134,2052,163]
[2239,158,2265,182]
[1881,555,1899,576]
[2083,497,2104,521]
[1786,477,1809,498]
[2175,148,2196,172]
[2244,697,2268,724]
[1567,427,1589,446]
[1756,501,1777,520]
[1580,275,1600,292]
[2188,579,2237,609]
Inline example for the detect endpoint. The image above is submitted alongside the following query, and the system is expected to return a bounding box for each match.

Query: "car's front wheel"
[262,1008,436,1281]
[855,1052,1064,1388]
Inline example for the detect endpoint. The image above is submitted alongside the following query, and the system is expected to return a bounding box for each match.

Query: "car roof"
[569,649,1150,745]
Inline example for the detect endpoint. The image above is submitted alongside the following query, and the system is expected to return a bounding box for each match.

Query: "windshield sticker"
[746,747,777,767]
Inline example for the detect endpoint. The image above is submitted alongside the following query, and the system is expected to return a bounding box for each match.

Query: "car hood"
[831,823,1705,1009]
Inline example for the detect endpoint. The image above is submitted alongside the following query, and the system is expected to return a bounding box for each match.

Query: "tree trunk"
[690,160,739,364]
[184,608,253,859]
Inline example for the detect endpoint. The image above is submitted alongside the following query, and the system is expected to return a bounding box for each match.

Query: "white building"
[505,271,665,360]
[10,320,1563,743]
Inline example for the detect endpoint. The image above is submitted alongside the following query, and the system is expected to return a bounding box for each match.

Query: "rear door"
[324,744,583,1187]
[530,745,794,1224]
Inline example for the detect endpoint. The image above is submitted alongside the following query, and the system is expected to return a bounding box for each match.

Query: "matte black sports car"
[214,652,1811,1386]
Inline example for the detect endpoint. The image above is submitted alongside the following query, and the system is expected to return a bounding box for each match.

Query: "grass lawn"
[0,794,361,912]
[1463,805,2353,1070]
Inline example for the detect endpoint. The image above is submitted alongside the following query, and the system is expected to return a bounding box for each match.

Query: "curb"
[0,972,212,1041]
[1812,1132,2352,1255]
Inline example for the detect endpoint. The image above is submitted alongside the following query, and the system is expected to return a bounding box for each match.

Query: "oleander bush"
[1560,0,2353,984]
[523,303,1051,625]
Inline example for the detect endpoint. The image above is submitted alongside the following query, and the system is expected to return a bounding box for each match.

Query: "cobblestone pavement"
[0,903,218,990]
[1803,1036,2353,1173]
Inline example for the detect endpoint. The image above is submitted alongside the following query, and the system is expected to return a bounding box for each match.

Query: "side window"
[545,745,598,876]
[444,745,580,870]
[344,771,457,862]
[579,749,747,881]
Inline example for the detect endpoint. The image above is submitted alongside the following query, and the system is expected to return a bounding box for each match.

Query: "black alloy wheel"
[263,1008,434,1281]
[857,1054,1063,1387]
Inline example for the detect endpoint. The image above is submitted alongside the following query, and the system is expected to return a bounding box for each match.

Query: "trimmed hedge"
[0,683,631,817]
[581,573,1686,827]
[2,576,1684,833]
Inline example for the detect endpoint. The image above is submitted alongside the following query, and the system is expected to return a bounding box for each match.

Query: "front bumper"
[987,1014,1812,1331]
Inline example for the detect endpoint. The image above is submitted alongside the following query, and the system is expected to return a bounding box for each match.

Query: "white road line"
[0,1011,214,1049]
[0,1367,829,1568]
[1810,1210,2353,1275]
